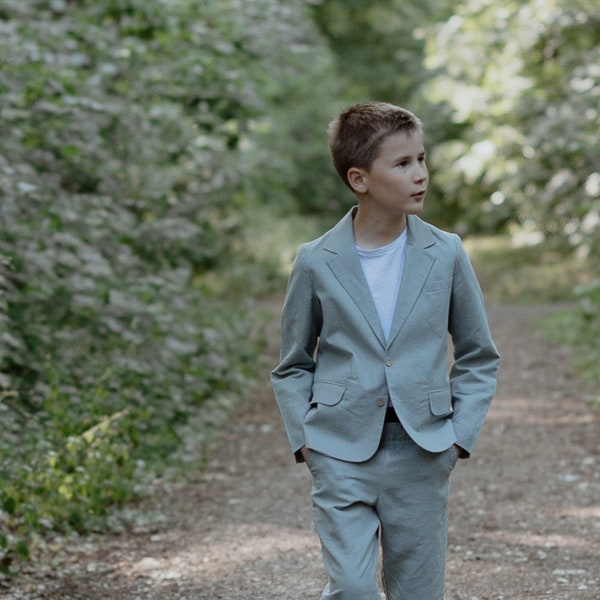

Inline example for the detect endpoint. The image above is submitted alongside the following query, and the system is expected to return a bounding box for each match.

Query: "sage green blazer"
[271,208,499,462]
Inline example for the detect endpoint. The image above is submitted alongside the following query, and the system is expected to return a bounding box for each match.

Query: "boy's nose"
[414,167,427,182]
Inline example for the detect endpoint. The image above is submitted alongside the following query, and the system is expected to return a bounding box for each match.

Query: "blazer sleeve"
[448,235,500,457]
[271,246,322,455]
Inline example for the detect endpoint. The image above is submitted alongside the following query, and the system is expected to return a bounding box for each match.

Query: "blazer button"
[376,398,386,407]
[384,358,393,367]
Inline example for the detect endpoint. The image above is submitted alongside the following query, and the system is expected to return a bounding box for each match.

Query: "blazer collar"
[324,208,437,349]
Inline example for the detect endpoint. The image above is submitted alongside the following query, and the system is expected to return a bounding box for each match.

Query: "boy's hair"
[328,102,423,189]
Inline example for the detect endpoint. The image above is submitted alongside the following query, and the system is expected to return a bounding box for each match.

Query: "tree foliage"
[424,0,600,248]
[310,0,454,103]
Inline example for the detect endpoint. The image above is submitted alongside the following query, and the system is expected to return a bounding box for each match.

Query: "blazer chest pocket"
[423,276,453,293]
[311,381,346,407]
[429,387,453,417]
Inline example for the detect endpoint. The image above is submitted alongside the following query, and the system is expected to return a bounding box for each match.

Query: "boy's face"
[351,130,428,218]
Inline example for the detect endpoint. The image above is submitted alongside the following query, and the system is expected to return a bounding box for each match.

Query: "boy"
[271,102,499,600]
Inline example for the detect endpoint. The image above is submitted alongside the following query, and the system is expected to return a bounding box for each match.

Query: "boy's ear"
[347,167,368,193]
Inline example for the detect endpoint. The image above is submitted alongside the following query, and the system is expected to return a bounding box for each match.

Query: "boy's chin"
[408,203,425,215]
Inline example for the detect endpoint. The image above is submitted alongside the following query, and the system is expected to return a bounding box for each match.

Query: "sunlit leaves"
[421,1,600,243]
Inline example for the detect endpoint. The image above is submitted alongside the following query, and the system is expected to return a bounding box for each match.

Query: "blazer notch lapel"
[319,206,386,347]
[386,219,437,347]
[327,254,387,347]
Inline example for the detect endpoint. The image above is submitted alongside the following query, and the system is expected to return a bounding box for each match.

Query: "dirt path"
[2,302,599,599]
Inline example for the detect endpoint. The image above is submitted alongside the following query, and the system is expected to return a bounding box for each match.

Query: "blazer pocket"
[429,387,453,417]
[423,276,453,293]
[311,381,346,407]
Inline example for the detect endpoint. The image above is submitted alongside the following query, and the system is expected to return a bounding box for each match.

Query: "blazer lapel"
[386,215,436,347]
[322,211,438,349]
[325,208,387,347]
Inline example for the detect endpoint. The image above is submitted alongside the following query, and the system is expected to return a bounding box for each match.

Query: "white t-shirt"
[356,230,407,343]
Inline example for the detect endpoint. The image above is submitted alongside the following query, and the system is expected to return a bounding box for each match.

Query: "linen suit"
[271,207,499,599]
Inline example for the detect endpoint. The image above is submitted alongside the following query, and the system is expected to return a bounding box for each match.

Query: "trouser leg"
[308,452,381,600]
[377,423,456,600]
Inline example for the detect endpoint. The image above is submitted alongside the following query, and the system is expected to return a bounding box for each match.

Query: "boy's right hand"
[300,446,310,463]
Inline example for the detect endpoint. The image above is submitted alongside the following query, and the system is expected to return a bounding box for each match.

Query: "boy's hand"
[454,444,468,459]
[300,446,310,462]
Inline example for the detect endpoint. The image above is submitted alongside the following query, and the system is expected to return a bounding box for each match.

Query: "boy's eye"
[396,155,426,167]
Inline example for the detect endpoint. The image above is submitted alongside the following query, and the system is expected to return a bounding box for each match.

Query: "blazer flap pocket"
[429,387,453,416]
[311,381,346,406]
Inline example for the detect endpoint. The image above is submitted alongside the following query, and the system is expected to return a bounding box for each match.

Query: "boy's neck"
[352,207,407,249]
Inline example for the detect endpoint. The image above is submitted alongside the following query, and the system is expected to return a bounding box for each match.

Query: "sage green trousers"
[306,422,458,600]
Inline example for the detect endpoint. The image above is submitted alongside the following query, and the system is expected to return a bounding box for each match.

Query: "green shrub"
[1,0,328,572]
[0,289,265,572]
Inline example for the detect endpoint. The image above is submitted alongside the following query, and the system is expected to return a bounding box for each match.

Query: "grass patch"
[464,235,592,304]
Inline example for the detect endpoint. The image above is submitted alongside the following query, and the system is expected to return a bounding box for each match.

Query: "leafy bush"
[0,0,339,572]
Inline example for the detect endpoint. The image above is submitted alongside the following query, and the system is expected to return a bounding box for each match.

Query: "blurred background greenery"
[1,0,598,571]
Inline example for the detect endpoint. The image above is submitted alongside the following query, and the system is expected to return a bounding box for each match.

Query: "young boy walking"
[271,102,499,600]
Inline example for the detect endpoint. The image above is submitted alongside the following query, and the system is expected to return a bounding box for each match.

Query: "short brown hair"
[328,102,423,189]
